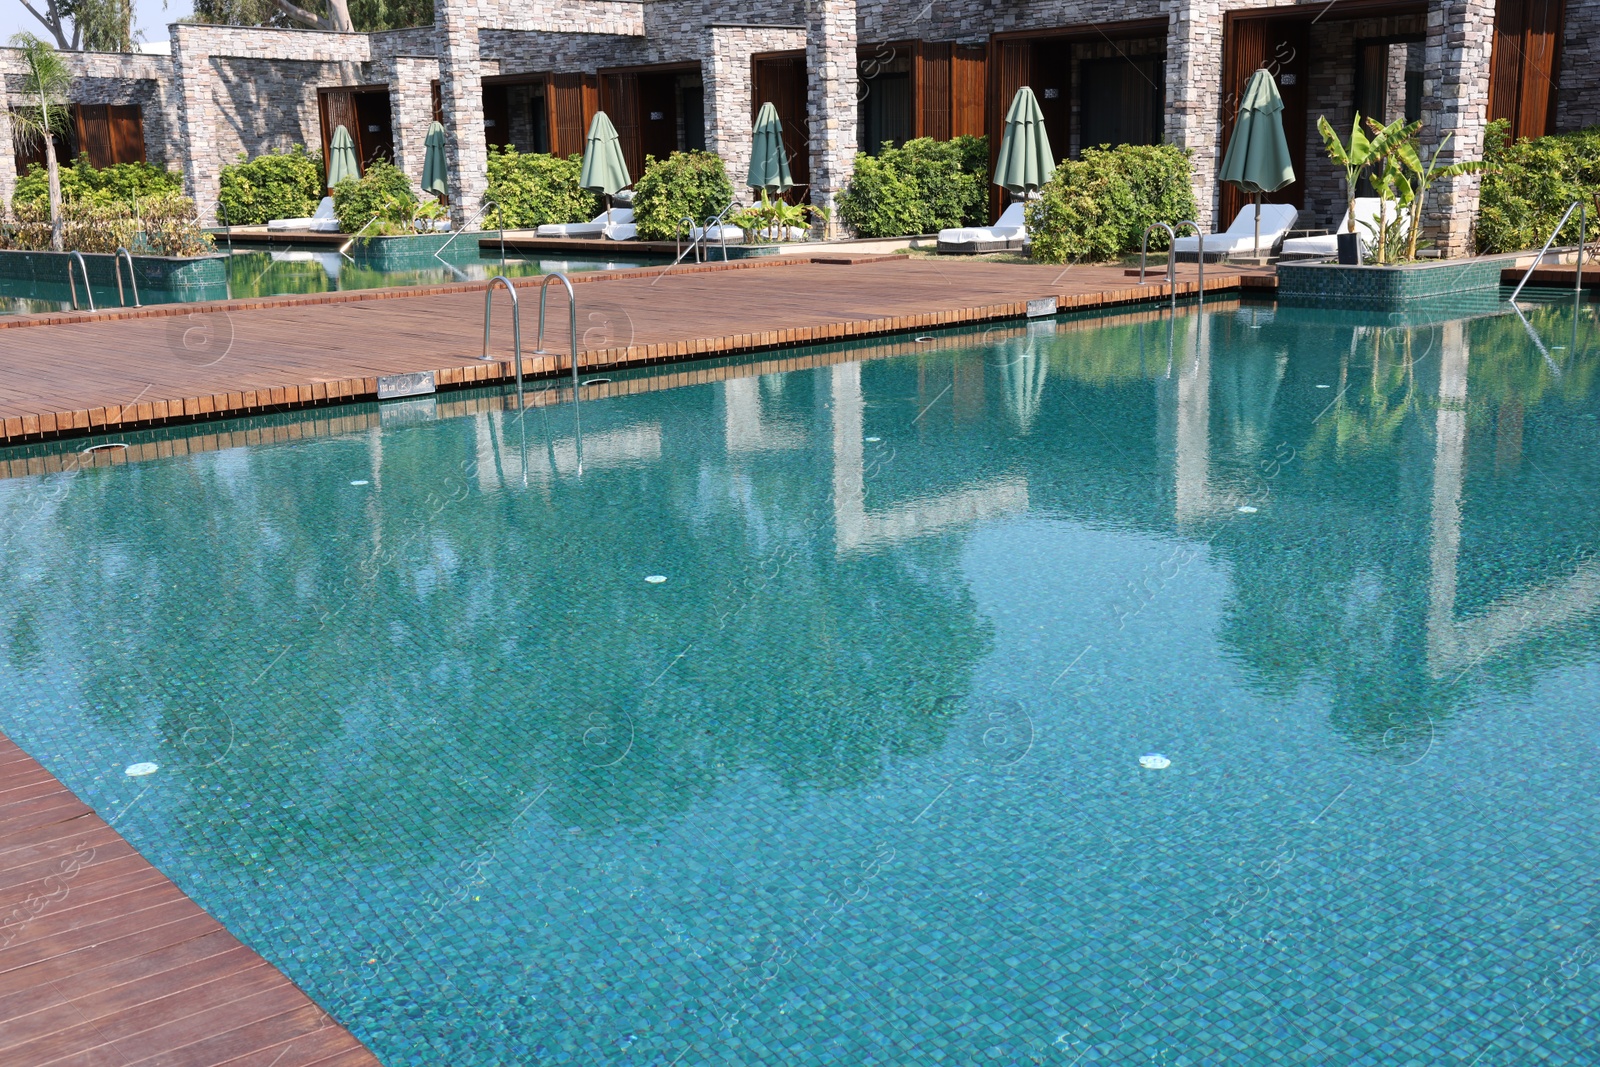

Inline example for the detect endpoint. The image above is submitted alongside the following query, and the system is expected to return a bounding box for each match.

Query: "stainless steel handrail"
[1174,220,1205,301]
[666,199,737,271]
[434,196,497,269]
[113,247,140,308]
[482,276,524,393]
[535,272,580,396]
[1139,223,1178,287]
[338,213,384,262]
[67,250,94,312]
[675,215,698,264]
[1511,200,1583,303]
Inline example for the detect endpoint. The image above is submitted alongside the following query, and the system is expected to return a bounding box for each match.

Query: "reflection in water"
[1,295,1599,1065]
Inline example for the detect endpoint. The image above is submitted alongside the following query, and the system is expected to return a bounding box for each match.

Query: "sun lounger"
[537,207,634,239]
[1172,203,1299,259]
[266,197,339,233]
[690,223,745,245]
[937,202,1028,254]
[1280,198,1404,259]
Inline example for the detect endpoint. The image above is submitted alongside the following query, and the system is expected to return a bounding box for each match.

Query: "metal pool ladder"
[1140,223,1204,304]
[535,271,580,396]
[1510,199,1587,304]
[113,247,140,307]
[482,275,524,392]
[66,250,94,312]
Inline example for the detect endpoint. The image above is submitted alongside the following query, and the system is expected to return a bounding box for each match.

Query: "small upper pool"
[0,292,1597,1065]
[0,242,666,316]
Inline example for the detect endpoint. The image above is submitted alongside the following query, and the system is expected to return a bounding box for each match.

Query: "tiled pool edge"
[0,729,384,1066]
[0,269,1271,446]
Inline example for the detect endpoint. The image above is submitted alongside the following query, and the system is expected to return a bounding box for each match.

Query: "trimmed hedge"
[1476,119,1600,254]
[218,145,324,227]
[838,136,989,237]
[11,157,182,212]
[484,147,598,229]
[632,150,734,240]
[1026,144,1196,264]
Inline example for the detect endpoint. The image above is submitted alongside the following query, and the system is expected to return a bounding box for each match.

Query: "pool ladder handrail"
[669,198,737,268]
[66,250,94,312]
[481,275,524,393]
[434,196,501,278]
[534,271,581,395]
[1510,199,1587,304]
[1140,223,1204,302]
[113,247,140,308]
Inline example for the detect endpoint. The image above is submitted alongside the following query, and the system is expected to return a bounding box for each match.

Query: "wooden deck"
[0,256,1271,445]
[0,733,380,1067]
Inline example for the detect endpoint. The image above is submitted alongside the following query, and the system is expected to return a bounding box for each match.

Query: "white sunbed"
[1280,198,1406,259]
[937,202,1028,254]
[266,196,339,233]
[537,207,634,240]
[690,223,746,245]
[1172,203,1299,259]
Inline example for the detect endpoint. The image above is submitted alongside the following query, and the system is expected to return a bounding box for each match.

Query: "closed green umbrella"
[993,87,1055,198]
[421,121,448,198]
[579,111,631,210]
[326,125,360,190]
[747,102,793,195]
[1218,69,1296,256]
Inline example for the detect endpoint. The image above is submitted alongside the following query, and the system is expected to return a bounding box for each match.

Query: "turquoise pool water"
[2,292,1599,1065]
[0,244,661,315]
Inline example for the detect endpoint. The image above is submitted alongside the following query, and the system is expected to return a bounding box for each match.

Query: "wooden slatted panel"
[752,53,810,197]
[601,72,645,179]
[1489,0,1565,139]
[319,89,358,187]
[917,42,952,141]
[988,40,1030,216]
[74,104,113,169]
[951,44,987,138]
[550,73,599,157]
[107,104,146,164]
[1219,16,1269,227]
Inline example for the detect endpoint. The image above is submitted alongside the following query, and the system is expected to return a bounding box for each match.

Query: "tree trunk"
[325,0,353,31]
[44,133,63,253]
[269,0,353,31]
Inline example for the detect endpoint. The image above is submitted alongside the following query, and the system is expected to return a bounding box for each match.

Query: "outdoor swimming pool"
[1,291,1598,1065]
[0,244,662,316]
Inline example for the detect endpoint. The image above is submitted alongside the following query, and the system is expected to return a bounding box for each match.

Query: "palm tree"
[8,33,72,252]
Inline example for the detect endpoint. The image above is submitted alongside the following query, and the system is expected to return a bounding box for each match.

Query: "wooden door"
[483,83,510,149]
[601,72,644,177]
[987,39,1031,215]
[74,105,113,169]
[1490,0,1565,140]
[638,73,680,163]
[549,73,599,157]
[951,44,987,137]
[1220,16,1307,224]
[353,90,394,167]
[107,105,146,164]
[319,89,358,174]
[1031,40,1072,159]
[917,42,952,141]
[752,53,810,197]
[1079,56,1164,152]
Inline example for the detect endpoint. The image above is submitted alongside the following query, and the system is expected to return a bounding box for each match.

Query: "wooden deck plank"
[0,257,1266,446]
[0,732,380,1067]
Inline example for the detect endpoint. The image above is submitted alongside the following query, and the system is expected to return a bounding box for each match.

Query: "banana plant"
[1317,114,1417,236]
[1392,131,1491,260]
[1360,118,1421,265]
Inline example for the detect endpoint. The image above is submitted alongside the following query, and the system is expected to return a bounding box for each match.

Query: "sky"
[1,0,196,46]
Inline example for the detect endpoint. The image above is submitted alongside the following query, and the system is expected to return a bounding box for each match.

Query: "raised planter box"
[1276,253,1522,309]
[0,247,228,299]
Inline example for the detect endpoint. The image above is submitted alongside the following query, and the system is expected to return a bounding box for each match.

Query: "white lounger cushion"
[938,202,1028,244]
[1281,199,1406,257]
[1172,203,1299,254]
[604,223,638,241]
[690,223,745,243]
[267,196,338,232]
[537,207,634,238]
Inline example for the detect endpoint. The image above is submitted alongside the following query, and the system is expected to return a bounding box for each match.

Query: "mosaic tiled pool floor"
[2,292,1599,1065]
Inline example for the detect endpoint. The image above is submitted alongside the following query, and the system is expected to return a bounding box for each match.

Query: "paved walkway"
[0,733,380,1067]
[0,256,1269,445]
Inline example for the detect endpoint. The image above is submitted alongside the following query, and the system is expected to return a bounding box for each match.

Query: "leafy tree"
[18,0,135,51]
[7,33,72,251]
[190,0,432,31]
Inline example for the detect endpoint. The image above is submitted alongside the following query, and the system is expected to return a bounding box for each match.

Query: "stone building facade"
[0,0,1595,251]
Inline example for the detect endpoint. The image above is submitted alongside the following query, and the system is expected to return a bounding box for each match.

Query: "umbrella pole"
[1254,194,1262,260]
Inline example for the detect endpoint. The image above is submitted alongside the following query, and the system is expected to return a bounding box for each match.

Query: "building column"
[704,29,756,204]
[1164,0,1224,230]
[1422,0,1495,257]
[389,57,440,192]
[0,97,17,211]
[171,26,222,226]
[436,0,489,230]
[806,0,858,235]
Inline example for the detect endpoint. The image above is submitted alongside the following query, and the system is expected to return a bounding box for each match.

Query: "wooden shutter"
[107,105,146,164]
[752,53,810,197]
[951,44,987,137]
[1490,0,1565,140]
[988,39,1031,215]
[1219,17,1308,222]
[75,105,114,169]
[549,73,599,157]
[917,42,952,141]
[601,72,644,178]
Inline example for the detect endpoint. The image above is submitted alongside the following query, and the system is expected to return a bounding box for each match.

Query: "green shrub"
[331,158,417,235]
[7,193,212,256]
[11,156,182,212]
[218,145,324,226]
[838,135,989,237]
[631,150,734,240]
[484,147,598,229]
[1026,143,1196,264]
[1476,119,1600,254]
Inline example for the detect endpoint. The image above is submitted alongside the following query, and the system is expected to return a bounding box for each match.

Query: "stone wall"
[1556,0,1600,131]
[706,24,808,200]
[1421,0,1496,255]
[808,0,859,233]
